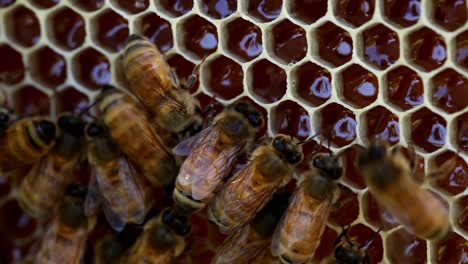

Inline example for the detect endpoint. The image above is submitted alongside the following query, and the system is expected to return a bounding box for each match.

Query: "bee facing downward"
[18,113,86,219]
[357,141,449,240]
[271,151,343,264]
[208,134,303,234]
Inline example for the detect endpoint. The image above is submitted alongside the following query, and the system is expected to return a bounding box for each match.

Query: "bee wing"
[84,170,102,217]
[102,201,126,232]
[133,108,171,156]
[172,125,215,156]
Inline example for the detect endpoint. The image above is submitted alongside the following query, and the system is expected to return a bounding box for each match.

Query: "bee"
[212,193,289,264]
[93,225,143,264]
[96,85,177,188]
[18,113,86,219]
[172,102,264,214]
[0,117,56,172]
[0,108,11,134]
[122,35,202,140]
[356,141,450,240]
[270,152,343,264]
[123,207,191,264]
[208,134,303,234]
[333,226,382,264]
[35,184,95,264]
[85,121,152,232]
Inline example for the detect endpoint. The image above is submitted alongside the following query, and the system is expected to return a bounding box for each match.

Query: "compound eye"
[273,137,285,151]
[287,151,302,164]
[247,112,263,128]
[313,156,325,169]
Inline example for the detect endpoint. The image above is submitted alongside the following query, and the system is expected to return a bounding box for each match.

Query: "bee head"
[234,102,264,128]
[34,119,57,144]
[358,142,387,168]
[272,134,304,165]
[151,223,177,250]
[58,113,86,137]
[161,208,191,236]
[312,154,343,180]
[85,122,107,138]
[0,110,10,130]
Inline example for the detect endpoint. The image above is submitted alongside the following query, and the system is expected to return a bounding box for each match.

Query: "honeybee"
[332,226,382,264]
[93,225,143,264]
[212,193,289,264]
[0,117,56,172]
[122,207,191,264]
[208,134,303,234]
[35,184,95,264]
[172,102,264,214]
[123,35,202,140]
[271,152,343,264]
[356,141,450,240]
[85,121,152,232]
[0,108,10,134]
[18,113,86,219]
[96,85,177,188]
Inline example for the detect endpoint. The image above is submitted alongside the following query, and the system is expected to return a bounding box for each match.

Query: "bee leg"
[170,69,181,88]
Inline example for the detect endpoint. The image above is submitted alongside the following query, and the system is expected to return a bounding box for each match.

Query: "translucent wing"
[102,201,126,232]
[172,125,215,156]
[132,107,171,156]
[84,170,102,217]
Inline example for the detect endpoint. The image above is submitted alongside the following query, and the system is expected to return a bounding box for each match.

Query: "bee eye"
[247,112,263,128]
[313,156,324,169]
[287,151,302,164]
[273,137,285,151]
[35,120,57,144]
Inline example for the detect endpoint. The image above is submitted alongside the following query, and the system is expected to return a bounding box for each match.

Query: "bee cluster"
[0,33,464,264]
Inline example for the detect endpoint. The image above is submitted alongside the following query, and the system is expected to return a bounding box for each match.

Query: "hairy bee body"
[0,117,56,172]
[358,143,449,240]
[97,87,177,187]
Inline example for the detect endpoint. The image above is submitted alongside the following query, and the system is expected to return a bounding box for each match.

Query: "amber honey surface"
[0,0,466,263]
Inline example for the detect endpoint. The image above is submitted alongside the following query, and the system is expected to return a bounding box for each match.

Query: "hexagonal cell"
[14,85,50,116]
[315,22,353,67]
[271,100,311,140]
[364,106,400,145]
[249,59,286,103]
[341,145,366,189]
[0,44,24,84]
[234,96,268,137]
[0,199,37,240]
[5,5,40,47]
[335,0,375,27]
[55,86,89,114]
[383,0,421,27]
[362,191,400,231]
[293,62,332,107]
[270,19,307,64]
[386,228,427,264]
[429,151,467,195]
[139,13,173,53]
[433,232,467,263]
[0,0,15,7]
[246,0,282,22]
[196,93,225,119]
[92,9,129,52]
[287,0,327,24]
[157,0,193,17]
[311,226,338,262]
[433,0,467,31]
[454,195,467,232]
[346,224,383,263]
[430,68,467,114]
[340,64,378,108]
[223,18,263,62]
[30,46,67,88]
[456,112,468,153]
[319,103,357,147]
[385,66,424,111]
[71,0,104,11]
[328,185,359,226]
[73,48,111,90]
[30,0,59,8]
[48,7,86,51]
[200,0,236,19]
[362,24,399,70]
[455,30,468,69]
[407,27,447,72]
[112,0,149,14]
[410,107,447,153]
[180,15,218,59]
[167,54,198,94]
[204,56,243,100]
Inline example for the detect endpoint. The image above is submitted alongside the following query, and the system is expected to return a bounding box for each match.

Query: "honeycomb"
[0,0,466,263]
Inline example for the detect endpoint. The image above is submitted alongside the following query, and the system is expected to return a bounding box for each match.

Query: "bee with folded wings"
[172,102,264,214]
[18,113,86,219]
[34,184,95,264]
[85,121,151,232]
[271,150,343,264]
[208,134,303,234]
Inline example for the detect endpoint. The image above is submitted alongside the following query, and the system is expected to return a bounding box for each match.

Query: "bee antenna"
[359,226,383,251]
[327,137,333,157]
[298,132,320,145]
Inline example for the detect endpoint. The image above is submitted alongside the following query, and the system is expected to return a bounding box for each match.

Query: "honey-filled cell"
[92,9,129,52]
[55,86,89,114]
[271,100,311,140]
[432,0,467,31]
[335,0,375,27]
[249,59,287,104]
[14,85,51,116]
[157,0,193,17]
[386,228,427,264]
[246,0,282,22]
[455,30,468,69]
[200,0,236,19]
[407,27,447,72]
[287,0,327,24]
[113,0,149,14]
[315,22,353,67]
[383,0,421,27]
[180,15,218,59]
[5,5,41,47]
[49,7,86,51]
[72,48,111,91]
[385,66,424,111]
[29,46,67,89]
[429,151,467,196]
[293,62,332,107]
[318,103,357,147]
[410,107,447,153]
[433,232,468,264]
[340,64,378,108]
[139,13,173,53]
[0,44,24,85]
[270,19,307,64]
[30,0,59,8]
[364,106,400,145]
[167,54,198,93]
[430,68,467,114]
[205,56,243,100]
[71,0,104,11]
[362,24,399,70]
[224,18,263,62]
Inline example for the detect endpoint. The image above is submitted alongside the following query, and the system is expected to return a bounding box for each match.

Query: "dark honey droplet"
[272,20,307,64]
[289,0,327,24]
[167,54,198,93]
[141,13,173,53]
[7,5,41,47]
[363,24,399,69]
[316,22,353,67]
[200,0,237,19]
[206,56,243,100]
[0,44,24,84]
[94,9,129,52]
[319,103,357,147]
[431,151,467,195]
[336,0,375,27]
[455,30,468,69]
[386,66,424,111]
[181,15,218,59]
[56,86,90,114]
[225,18,263,62]
[434,232,468,263]
[250,59,287,103]
[247,0,282,22]
[74,48,111,90]
[14,85,51,116]
[342,64,378,108]
[433,0,467,31]
[365,106,399,145]
[115,0,149,14]
[384,0,420,27]
[31,46,67,88]
[411,107,446,153]
[31,0,60,8]
[294,62,331,106]
[159,0,193,17]
[408,27,447,71]
[431,68,468,114]
[50,7,86,50]
[387,228,427,264]
[271,100,311,140]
